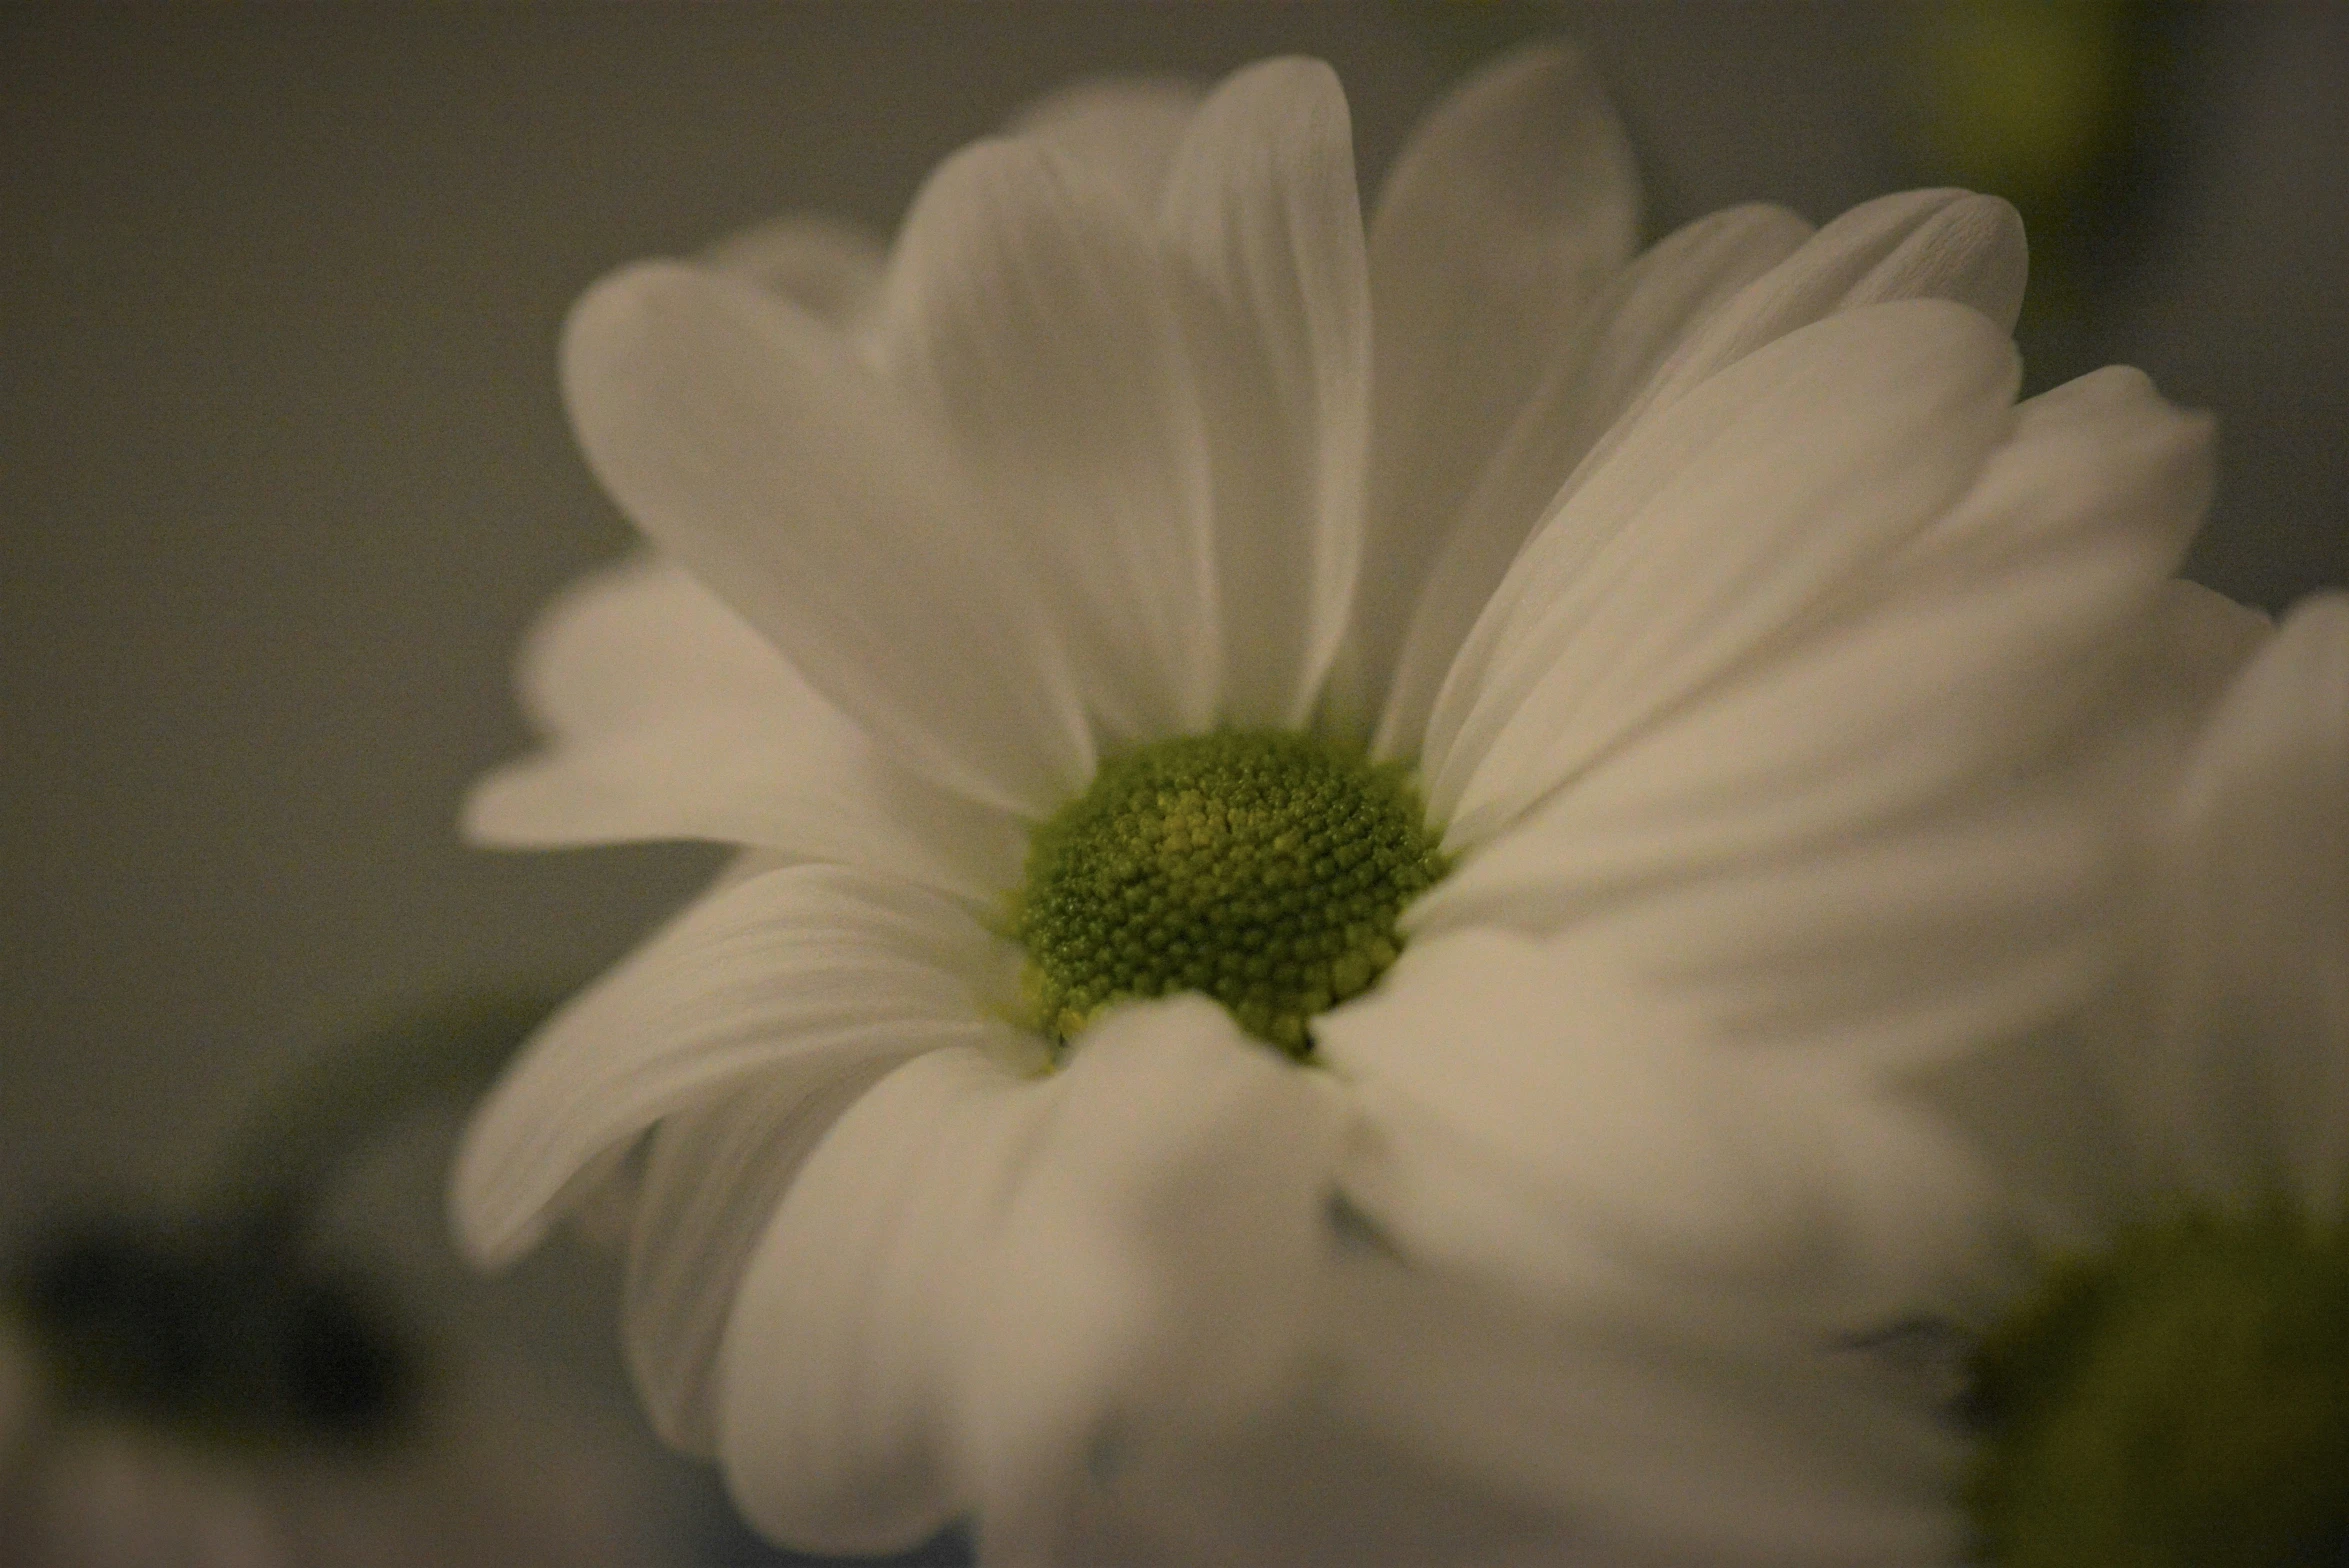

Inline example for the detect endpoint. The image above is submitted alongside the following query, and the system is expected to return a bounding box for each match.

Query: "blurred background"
[3,3,2343,1563]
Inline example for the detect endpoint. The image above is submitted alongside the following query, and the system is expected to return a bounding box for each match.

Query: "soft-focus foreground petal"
[2146,594,2349,1213]
[465,555,1024,903]
[961,1001,1349,1564]
[882,138,1219,744]
[1338,41,1637,727]
[1896,584,2280,1248]
[621,1063,910,1456]
[562,261,1092,817]
[1008,75,1203,213]
[1331,946,1981,1559]
[449,864,1028,1267]
[1427,298,2020,842]
[700,213,887,326]
[1094,1373,1576,1568]
[1322,928,1998,1333]
[716,1047,1045,1555]
[1372,202,1811,758]
[1332,1249,1969,1567]
[716,1004,1348,1560]
[1161,57,1370,728]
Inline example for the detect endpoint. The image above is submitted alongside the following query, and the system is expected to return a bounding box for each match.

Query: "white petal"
[1340,42,1637,728]
[1574,187,2026,493]
[561,261,1092,817]
[2153,594,2349,1214]
[1372,203,1812,759]
[1092,1373,1572,1567]
[1898,586,2281,1250]
[620,1058,909,1456]
[881,138,1219,744]
[1428,299,2019,842]
[1424,362,2210,936]
[1161,58,1371,728]
[1322,926,1995,1332]
[1484,793,2115,1067]
[960,999,1349,1563]
[1411,190,2022,762]
[1008,76,1203,213]
[465,554,1025,902]
[1331,1248,1968,1566]
[1321,929,1826,1306]
[449,863,1029,1266]
[717,1003,1348,1560]
[700,213,887,326]
[718,1046,1050,1554]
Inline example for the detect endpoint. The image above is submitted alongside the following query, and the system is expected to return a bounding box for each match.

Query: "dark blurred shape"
[11,1222,414,1450]
[2,994,562,1453]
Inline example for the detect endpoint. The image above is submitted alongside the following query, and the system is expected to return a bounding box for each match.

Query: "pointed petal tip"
[1193,54,1352,150]
[446,1131,549,1271]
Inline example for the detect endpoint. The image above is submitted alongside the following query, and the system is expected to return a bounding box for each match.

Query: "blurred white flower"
[450,43,2242,1565]
[0,1234,677,1568]
[1900,593,2349,1563]
[1494,594,2349,1567]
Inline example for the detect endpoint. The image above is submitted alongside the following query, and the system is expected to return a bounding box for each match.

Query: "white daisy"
[1416,593,2345,1568]
[1894,592,2349,1564]
[450,43,2229,1564]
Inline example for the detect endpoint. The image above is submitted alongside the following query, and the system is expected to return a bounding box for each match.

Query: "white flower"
[1895,592,2349,1562]
[450,43,2230,1565]
[0,1261,678,1568]
[1469,591,2345,1567]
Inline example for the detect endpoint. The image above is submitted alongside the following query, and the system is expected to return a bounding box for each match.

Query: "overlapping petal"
[881,138,1219,744]
[466,554,1025,902]
[562,261,1094,816]
[700,213,888,325]
[2145,595,2349,1213]
[716,1002,1349,1560]
[1426,299,2020,844]
[621,1060,911,1456]
[449,863,1029,1266]
[1336,41,1637,727]
[1578,188,2026,486]
[717,1046,1047,1554]
[961,1001,1349,1563]
[1423,359,2211,955]
[1371,202,1812,756]
[1160,58,1370,728]
[1321,928,1999,1335]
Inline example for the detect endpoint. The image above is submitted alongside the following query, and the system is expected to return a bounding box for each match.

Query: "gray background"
[3,3,2344,1559]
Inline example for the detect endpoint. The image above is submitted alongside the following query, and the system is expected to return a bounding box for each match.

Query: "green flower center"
[1965,1200,2349,1567]
[1014,729,1447,1058]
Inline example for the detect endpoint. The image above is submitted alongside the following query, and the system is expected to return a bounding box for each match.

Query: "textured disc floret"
[1964,1201,2349,1566]
[1015,730,1447,1057]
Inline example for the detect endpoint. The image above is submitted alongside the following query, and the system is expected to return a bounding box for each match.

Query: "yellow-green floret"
[1014,730,1447,1058]
[1964,1200,2349,1567]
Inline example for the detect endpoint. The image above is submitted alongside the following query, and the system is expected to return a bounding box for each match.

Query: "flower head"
[1915,593,2349,1563]
[451,42,2230,1563]
[1526,590,2347,1566]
